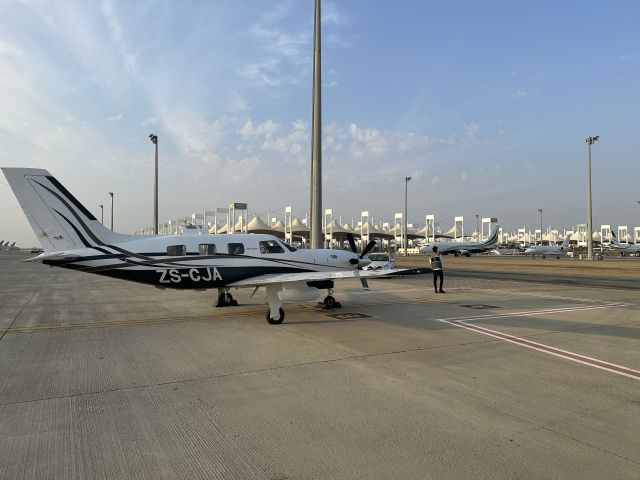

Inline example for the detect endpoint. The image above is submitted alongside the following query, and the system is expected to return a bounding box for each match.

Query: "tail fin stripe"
[52,208,93,248]
[46,176,97,221]
[33,180,105,246]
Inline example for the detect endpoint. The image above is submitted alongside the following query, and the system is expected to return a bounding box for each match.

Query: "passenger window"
[167,245,186,256]
[228,243,245,255]
[259,240,285,254]
[198,244,217,256]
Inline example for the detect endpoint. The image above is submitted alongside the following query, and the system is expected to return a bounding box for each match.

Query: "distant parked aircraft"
[419,224,499,256]
[0,241,18,251]
[609,232,640,256]
[524,236,571,259]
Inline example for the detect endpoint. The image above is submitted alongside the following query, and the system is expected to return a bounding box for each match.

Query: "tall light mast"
[310,0,322,249]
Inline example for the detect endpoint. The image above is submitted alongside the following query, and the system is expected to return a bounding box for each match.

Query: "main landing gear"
[322,290,342,309]
[216,289,238,307]
[263,286,343,325]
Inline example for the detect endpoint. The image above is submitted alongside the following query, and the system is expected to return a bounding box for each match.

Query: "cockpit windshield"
[279,240,297,252]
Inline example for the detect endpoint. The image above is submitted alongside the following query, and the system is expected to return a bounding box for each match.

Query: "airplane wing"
[227,268,412,288]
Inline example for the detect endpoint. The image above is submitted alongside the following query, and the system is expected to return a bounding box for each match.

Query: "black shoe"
[434,290,438,294]
[439,289,445,293]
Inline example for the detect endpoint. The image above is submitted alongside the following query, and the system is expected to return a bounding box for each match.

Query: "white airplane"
[419,224,500,256]
[3,167,408,324]
[524,236,570,259]
[609,232,640,256]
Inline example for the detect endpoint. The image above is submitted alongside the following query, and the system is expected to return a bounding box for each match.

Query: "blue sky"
[2,0,640,246]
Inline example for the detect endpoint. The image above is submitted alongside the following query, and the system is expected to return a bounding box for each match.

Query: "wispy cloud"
[617,53,639,61]
[106,113,122,121]
[238,1,348,89]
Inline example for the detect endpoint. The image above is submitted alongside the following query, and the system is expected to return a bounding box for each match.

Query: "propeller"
[346,233,374,291]
[346,233,358,257]
[360,240,376,258]
[346,233,376,259]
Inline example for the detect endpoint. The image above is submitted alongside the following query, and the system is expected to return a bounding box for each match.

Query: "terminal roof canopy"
[247,216,276,234]
[291,218,310,235]
[361,222,394,240]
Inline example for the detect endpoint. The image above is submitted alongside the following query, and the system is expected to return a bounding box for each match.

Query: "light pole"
[538,208,543,245]
[309,0,322,249]
[100,204,104,224]
[586,135,599,260]
[109,192,114,231]
[149,134,158,235]
[475,214,479,241]
[404,176,412,255]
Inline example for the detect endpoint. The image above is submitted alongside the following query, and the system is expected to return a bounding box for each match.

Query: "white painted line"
[437,304,640,381]
[459,287,604,304]
[435,303,628,324]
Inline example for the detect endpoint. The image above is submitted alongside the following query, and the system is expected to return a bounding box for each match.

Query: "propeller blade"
[360,240,376,258]
[360,277,370,291]
[346,233,357,254]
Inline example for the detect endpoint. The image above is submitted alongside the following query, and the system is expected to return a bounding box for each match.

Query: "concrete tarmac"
[1,251,639,479]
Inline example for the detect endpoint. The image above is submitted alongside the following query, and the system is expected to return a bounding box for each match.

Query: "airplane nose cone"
[358,258,371,267]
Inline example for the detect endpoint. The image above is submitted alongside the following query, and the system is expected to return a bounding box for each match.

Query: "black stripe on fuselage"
[55,263,309,289]
[131,252,346,270]
[65,252,353,274]
[106,244,153,261]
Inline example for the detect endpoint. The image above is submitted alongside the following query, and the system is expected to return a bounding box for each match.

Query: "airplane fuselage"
[609,242,640,253]
[524,245,569,256]
[37,233,359,290]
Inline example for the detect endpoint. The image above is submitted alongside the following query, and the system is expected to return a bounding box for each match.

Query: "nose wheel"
[266,307,285,324]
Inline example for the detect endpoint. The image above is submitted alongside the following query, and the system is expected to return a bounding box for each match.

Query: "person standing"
[430,246,445,293]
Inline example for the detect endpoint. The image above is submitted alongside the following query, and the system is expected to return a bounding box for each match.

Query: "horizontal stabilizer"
[23,251,82,262]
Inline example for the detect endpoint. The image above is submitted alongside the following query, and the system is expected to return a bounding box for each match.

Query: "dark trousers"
[433,270,444,292]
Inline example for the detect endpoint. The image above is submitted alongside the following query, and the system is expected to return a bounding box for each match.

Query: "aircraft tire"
[217,292,235,307]
[266,308,285,325]
[324,295,337,308]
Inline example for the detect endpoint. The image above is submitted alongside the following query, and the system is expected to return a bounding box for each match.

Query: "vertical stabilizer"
[3,168,134,251]
[482,224,500,247]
